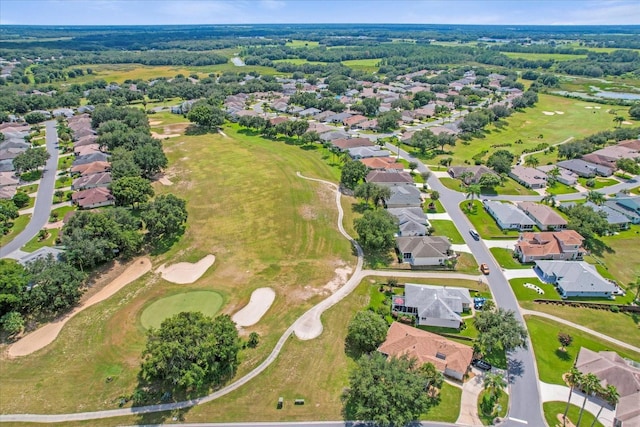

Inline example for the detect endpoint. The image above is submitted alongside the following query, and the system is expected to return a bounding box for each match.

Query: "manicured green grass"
[0,121,354,414]
[478,389,508,426]
[525,316,640,385]
[18,183,38,194]
[21,228,60,252]
[501,51,588,61]
[50,205,75,221]
[426,382,462,423]
[273,58,326,65]
[547,182,578,195]
[57,155,73,170]
[425,198,445,213]
[543,401,604,427]
[586,227,640,286]
[430,219,465,244]
[460,200,519,239]
[441,94,637,165]
[439,177,463,192]
[139,291,223,329]
[439,177,537,196]
[420,318,478,340]
[490,248,531,269]
[577,177,619,189]
[55,176,72,189]
[509,278,560,302]
[0,214,31,247]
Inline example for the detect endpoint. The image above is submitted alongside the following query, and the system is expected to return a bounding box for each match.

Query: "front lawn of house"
[490,248,531,269]
[430,219,465,244]
[461,200,519,239]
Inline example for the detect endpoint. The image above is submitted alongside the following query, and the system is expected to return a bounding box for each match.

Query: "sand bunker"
[232,287,276,327]
[555,111,565,114]
[622,121,633,125]
[542,111,555,116]
[8,257,152,358]
[156,254,215,284]
[149,120,163,126]
[585,106,593,109]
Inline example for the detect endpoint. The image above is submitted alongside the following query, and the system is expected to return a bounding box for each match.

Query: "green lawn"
[425,198,445,213]
[341,58,381,73]
[0,214,31,247]
[586,227,640,286]
[525,316,640,385]
[18,183,38,194]
[21,228,60,253]
[426,382,462,423]
[285,40,320,47]
[139,291,223,329]
[273,58,326,65]
[490,248,531,269]
[456,252,480,274]
[50,205,76,221]
[57,155,73,170]
[460,200,519,239]
[577,177,619,190]
[439,177,536,196]
[546,182,578,195]
[478,389,509,426]
[441,94,637,166]
[543,401,604,427]
[55,176,72,189]
[430,219,465,244]
[509,278,560,302]
[501,51,588,61]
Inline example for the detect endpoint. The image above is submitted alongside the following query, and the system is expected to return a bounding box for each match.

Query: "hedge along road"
[0,120,60,258]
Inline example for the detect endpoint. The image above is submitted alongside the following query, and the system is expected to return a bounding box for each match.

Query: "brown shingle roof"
[518,202,568,227]
[360,157,404,170]
[378,322,473,375]
[366,170,413,184]
[332,138,374,150]
[515,230,585,258]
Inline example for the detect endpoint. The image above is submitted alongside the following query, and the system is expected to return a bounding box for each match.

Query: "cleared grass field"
[140,291,224,329]
[0,122,355,414]
[525,316,640,385]
[273,58,326,65]
[285,40,320,47]
[441,94,637,166]
[587,227,640,286]
[341,58,381,73]
[501,51,588,61]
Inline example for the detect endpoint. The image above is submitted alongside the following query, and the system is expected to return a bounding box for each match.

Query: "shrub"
[610,305,620,313]
[585,179,596,188]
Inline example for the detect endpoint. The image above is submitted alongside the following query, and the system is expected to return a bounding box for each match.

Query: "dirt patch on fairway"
[323,265,352,293]
[299,205,317,220]
[623,121,633,125]
[151,123,190,140]
[148,120,163,126]
[232,287,276,327]
[151,131,181,139]
[153,171,175,186]
[7,257,152,358]
[156,254,216,284]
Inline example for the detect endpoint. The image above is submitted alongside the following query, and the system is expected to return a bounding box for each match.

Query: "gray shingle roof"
[535,260,616,294]
[484,201,535,227]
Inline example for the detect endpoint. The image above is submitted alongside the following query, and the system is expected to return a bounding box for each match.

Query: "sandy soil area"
[7,257,152,358]
[148,120,163,126]
[43,220,64,230]
[151,131,181,139]
[542,111,555,115]
[232,287,276,327]
[156,254,215,284]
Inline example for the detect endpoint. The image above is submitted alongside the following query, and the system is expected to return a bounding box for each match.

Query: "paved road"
[386,142,547,427]
[0,120,59,258]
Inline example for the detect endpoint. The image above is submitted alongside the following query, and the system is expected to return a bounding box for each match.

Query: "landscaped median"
[543,401,604,427]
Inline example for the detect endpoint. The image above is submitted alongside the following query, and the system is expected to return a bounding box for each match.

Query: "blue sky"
[1,0,639,26]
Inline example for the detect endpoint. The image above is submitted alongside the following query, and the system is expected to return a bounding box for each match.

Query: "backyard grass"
[586,227,640,286]
[577,177,619,190]
[21,228,60,253]
[543,401,604,427]
[440,94,637,166]
[430,219,465,244]
[525,316,640,385]
[501,51,588,61]
[460,200,519,239]
[490,248,531,269]
[478,389,509,426]
[139,291,224,329]
[0,214,31,247]
[0,122,355,414]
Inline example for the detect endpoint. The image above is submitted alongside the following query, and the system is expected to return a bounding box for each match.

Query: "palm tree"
[576,373,602,427]
[547,166,561,187]
[614,115,624,128]
[483,372,507,401]
[563,367,583,426]
[460,171,474,186]
[541,192,556,207]
[629,277,640,303]
[525,156,540,168]
[465,184,482,210]
[590,385,619,427]
[586,190,606,206]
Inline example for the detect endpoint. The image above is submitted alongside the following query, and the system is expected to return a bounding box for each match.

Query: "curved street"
[0,120,59,258]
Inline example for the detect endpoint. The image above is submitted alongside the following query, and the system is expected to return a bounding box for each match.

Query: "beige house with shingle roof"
[378,322,473,380]
[518,202,568,231]
[396,235,455,266]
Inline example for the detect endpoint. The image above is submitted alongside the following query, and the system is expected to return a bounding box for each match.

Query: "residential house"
[319,130,350,142]
[72,171,112,190]
[366,170,414,187]
[73,144,102,157]
[355,119,378,130]
[517,202,568,230]
[359,157,404,170]
[332,137,374,151]
[0,172,19,199]
[582,144,640,170]
[313,110,336,122]
[484,200,535,231]
[509,165,547,189]
[392,284,472,329]
[348,146,391,159]
[385,185,423,208]
[307,122,333,134]
[537,165,578,186]
[557,159,613,178]
[534,260,617,298]
[448,165,498,184]
[18,247,64,266]
[396,235,455,267]
[71,161,111,176]
[268,116,289,126]
[604,196,640,224]
[514,230,586,263]
[72,127,97,140]
[71,187,115,209]
[378,322,473,381]
[298,107,321,117]
[563,201,631,230]
[73,135,98,147]
[387,207,430,237]
[575,348,640,427]
[72,152,109,167]
[324,112,352,124]
[343,114,368,128]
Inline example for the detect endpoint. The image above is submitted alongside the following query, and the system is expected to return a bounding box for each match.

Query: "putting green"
[140,291,224,329]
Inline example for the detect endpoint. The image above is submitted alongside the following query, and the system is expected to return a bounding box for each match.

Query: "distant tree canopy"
[140,312,240,390]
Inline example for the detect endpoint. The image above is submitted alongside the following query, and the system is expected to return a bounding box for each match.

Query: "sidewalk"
[539,381,615,426]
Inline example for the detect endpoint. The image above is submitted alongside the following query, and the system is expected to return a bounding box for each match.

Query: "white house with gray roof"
[392,284,472,328]
[396,236,455,267]
[484,200,535,231]
[387,207,430,237]
[385,186,422,208]
[534,260,617,299]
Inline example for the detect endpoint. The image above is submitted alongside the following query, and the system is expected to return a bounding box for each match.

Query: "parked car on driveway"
[472,359,492,371]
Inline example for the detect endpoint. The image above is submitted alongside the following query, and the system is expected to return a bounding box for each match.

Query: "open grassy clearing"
[430,219,465,244]
[273,58,326,65]
[525,316,640,385]
[285,40,320,47]
[490,248,530,269]
[140,290,224,329]
[501,51,588,61]
[341,58,381,73]
[0,122,355,413]
[543,401,604,427]
[441,94,637,166]
[586,227,640,286]
[0,214,31,247]
[461,200,519,239]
